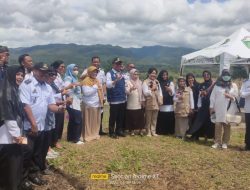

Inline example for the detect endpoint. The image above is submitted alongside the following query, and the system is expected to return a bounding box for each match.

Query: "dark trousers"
[22,131,45,180]
[109,103,126,135]
[66,107,82,142]
[156,111,175,135]
[99,112,104,133]
[245,113,250,149]
[41,130,52,171]
[51,112,65,146]
[0,144,22,190]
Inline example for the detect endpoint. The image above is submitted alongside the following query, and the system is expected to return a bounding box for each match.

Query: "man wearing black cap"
[106,57,126,138]
[19,62,64,188]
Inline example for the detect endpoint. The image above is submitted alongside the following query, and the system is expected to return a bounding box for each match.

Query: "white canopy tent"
[180,27,250,75]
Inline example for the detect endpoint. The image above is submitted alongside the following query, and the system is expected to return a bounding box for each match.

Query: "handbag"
[210,113,216,124]
[156,92,163,106]
[226,98,242,124]
[226,114,242,124]
[154,82,163,106]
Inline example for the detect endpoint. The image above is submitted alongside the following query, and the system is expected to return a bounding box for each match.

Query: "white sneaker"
[152,133,158,137]
[50,148,59,156]
[46,152,58,159]
[222,144,228,149]
[146,134,152,137]
[76,141,84,145]
[211,143,220,149]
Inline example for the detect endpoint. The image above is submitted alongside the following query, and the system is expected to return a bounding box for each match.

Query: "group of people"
[0,44,250,190]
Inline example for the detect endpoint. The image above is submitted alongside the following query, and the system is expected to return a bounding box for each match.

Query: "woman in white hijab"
[125,69,145,135]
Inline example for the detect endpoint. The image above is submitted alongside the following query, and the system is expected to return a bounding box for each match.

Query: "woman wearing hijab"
[174,77,194,139]
[188,70,215,140]
[81,66,103,142]
[125,68,145,136]
[142,68,163,137]
[50,60,66,149]
[0,65,25,190]
[64,64,83,144]
[210,70,238,149]
[156,70,175,135]
[185,73,200,139]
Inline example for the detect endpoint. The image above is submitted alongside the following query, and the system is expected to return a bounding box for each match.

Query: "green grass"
[49,106,250,190]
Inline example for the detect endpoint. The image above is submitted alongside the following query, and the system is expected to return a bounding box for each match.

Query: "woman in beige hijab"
[125,68,145,135]
[81,66,104,142]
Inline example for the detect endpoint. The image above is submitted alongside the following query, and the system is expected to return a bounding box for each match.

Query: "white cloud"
[0,0,249,49]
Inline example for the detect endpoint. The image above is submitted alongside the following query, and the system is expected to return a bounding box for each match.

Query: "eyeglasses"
[48,73,57,77]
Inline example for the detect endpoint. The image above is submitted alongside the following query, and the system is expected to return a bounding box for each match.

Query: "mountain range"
[9,44,195,72]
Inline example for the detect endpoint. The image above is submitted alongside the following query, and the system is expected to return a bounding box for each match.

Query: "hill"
[9,44,195,72]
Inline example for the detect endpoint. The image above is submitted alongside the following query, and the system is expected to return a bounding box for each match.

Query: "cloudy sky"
[0,0,249,49]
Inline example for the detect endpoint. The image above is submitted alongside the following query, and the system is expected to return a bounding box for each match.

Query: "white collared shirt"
[54,73,65,90]
[19,76,56,131]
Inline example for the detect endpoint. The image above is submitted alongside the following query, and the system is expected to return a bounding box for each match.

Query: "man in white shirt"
[18,54,33,80]
[240,76,250,151]
[20,62,64,186]
[123,63,135,81]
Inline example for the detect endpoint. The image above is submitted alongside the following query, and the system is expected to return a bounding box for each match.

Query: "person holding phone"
[188,70,215,141]
[174,77,194,139]
[142,67,163,137]
[210,70,238,149]
[64,64,83,144]
[156,70,175,135]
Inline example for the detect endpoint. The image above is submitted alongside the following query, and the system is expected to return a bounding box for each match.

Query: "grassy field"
[49,106,250,190]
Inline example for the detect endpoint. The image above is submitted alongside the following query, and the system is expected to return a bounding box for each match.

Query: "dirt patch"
[35,167,86,190]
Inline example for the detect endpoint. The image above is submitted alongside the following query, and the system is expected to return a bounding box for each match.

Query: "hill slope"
[9,44,195,72]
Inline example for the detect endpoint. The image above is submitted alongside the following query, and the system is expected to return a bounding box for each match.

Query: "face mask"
[222,76,231,82]
[73,70,79,76]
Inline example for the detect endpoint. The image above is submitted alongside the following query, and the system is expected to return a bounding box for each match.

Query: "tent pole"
[180,65,184,76]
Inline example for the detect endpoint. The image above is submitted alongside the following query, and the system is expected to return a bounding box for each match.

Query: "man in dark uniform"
[106,58,127,138]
